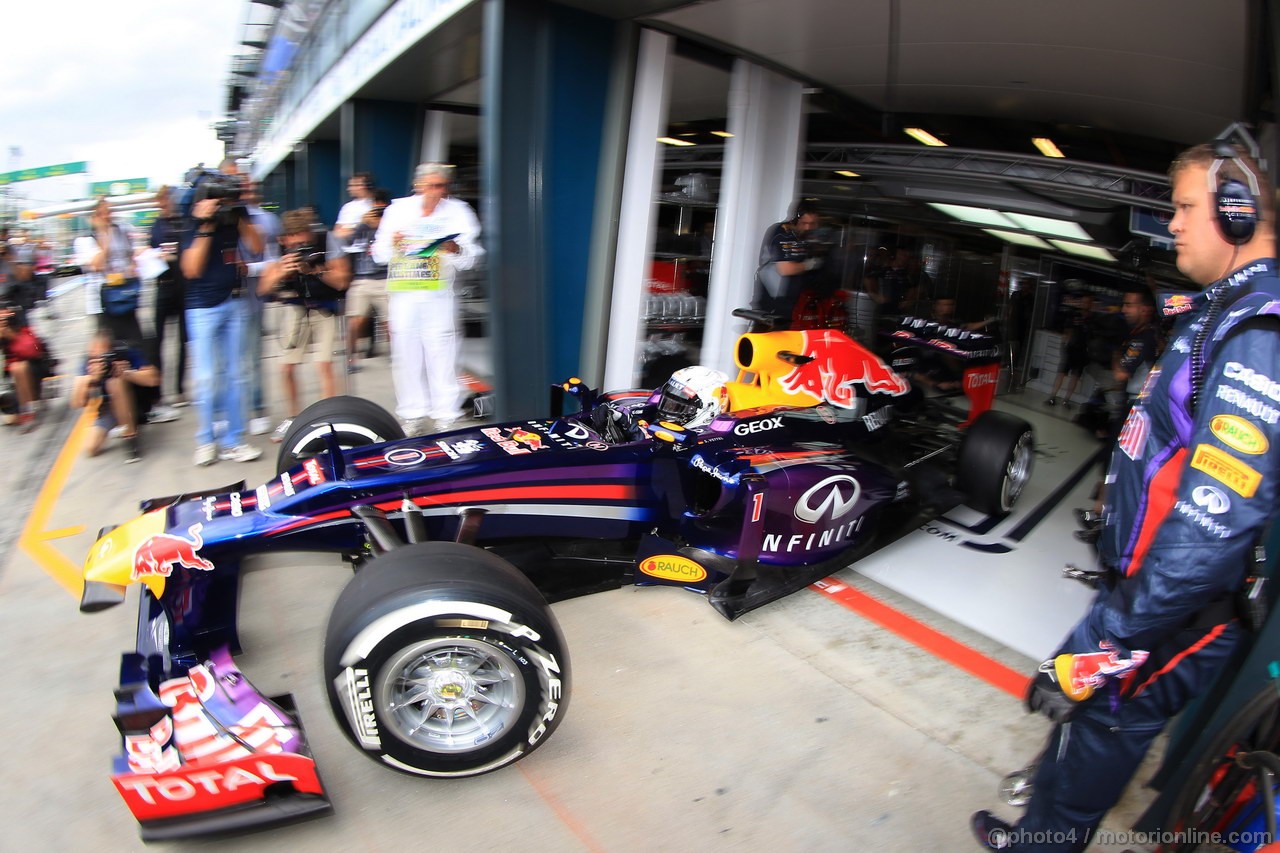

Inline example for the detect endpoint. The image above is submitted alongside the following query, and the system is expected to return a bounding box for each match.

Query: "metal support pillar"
[340,99,418,200]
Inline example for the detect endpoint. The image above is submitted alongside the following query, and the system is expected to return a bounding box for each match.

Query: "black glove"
[591,404,632,444]
[1025,663,1079,724]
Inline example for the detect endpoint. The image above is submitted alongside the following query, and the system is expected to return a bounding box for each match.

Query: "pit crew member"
[973,138,1280,850]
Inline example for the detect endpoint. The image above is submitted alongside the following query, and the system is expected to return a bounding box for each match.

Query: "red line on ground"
[809,578,1031,699]
[518,764,606,852]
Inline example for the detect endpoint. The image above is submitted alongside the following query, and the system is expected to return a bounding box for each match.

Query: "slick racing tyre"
[276,395,405,474]
[323,542,570,777]
[957,410,1034,515]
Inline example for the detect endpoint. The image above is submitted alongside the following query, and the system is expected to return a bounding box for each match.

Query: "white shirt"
[336,197,373,229]
[371,194,483,286]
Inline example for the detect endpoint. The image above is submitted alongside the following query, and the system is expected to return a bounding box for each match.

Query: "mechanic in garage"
[973,135,1280,851]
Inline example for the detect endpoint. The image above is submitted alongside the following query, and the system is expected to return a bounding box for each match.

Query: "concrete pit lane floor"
[0,288,1159,851]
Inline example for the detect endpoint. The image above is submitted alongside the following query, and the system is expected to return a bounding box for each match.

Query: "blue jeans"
[186,298,246,448]
[242,291,266,418]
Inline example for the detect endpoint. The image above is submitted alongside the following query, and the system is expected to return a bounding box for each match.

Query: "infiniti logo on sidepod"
[795,475,861,523]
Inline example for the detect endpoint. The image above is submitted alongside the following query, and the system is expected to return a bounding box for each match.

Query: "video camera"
[178,168,248,226]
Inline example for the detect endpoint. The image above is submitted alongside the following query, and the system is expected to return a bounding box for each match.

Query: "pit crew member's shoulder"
[1197,323,1280,499]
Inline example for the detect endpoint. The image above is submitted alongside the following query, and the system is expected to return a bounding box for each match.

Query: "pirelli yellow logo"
[1209,415,1269,455]
[1191,444,1262,497]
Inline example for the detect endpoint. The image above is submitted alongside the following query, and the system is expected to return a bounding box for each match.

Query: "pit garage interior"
[10,1,1278,849]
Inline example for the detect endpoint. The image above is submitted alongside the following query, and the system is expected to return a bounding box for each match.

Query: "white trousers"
[388,289,460,422]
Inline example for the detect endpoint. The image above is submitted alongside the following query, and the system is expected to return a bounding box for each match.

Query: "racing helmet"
[656,366,729,428]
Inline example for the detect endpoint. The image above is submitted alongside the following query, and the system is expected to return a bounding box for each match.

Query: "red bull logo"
[1057,643,1149,700]
[508,428,544,450]
[482,426,546,455]
[779,331,910,407]
[133,523,215,580]
[1163,293,1195,316]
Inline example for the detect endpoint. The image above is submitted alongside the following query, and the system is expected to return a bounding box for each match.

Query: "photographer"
[180,159,264,467]
[70,330,162,463]
[343,189,390,371]
[260,209,351,441]
[148,185,188,405]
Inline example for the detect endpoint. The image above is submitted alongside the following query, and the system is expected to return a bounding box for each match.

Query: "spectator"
[344,188,390,372]
[89,196,143,344]
[0,304,51,432]
[180,175,264,467]
[0,240,15,304]
[372,162,484,435]
[260,209,351,441]
[752,203,818,327]
[334,172,376,241]
[33,240,54,308]
[6,234,37,311]
[239,178,282,436]
[1044,291,1097,408]
[73,229,104,321]
[69,330,168,463]
[148,185,189,406]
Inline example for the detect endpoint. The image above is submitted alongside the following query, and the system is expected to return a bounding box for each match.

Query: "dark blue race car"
[78,319,1032,840]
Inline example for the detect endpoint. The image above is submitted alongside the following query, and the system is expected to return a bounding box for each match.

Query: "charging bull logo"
[779,331,910,407]
[133,523,215,580]
[509,428,544,450]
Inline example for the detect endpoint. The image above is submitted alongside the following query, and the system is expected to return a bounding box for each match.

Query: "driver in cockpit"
[591,366,730,443]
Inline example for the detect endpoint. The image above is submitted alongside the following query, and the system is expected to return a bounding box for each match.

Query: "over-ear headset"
[1208,128,1264,245]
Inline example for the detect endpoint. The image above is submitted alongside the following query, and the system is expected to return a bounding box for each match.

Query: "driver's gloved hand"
[591,405,632,443]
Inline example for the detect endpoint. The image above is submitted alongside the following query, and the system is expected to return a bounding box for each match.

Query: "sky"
[0,2,244,211]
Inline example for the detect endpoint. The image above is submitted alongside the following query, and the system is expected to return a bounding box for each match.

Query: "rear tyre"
[275,395,404,474]
[957,410,1034,515]
[323,542,570,777]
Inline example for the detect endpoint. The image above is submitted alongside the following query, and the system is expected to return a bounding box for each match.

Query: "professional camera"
[288,246,328,275]
[179,168,248,226]
[93,344,132,377]
[193,173,245,205]
[275,247,330,301]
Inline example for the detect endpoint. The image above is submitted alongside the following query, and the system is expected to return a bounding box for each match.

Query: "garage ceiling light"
[711,130,734,138]
[1032,137,1065,158]
[927,203,1015,228]
[1049,240,1117,262]
[657,137,696,147]
[904,127,947,147]
[1004,212,1091,241]
[834,170,860,177]
[982,228,1053,249]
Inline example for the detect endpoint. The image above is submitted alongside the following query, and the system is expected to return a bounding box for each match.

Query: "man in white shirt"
[371,163,483,435]
[334,172,375,241]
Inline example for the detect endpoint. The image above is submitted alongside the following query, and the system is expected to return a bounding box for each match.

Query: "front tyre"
[957,410,1034,515]
[324,542,570,777]
[276,395,405,474]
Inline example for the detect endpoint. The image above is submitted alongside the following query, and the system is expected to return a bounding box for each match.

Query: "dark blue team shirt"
[180,223,242,309]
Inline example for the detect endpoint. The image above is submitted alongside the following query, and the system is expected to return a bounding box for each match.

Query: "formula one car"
[78,315,1032,839]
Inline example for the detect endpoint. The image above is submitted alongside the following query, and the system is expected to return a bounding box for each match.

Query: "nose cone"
[81,510,170,610]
